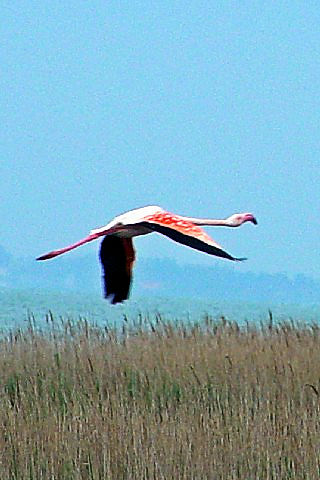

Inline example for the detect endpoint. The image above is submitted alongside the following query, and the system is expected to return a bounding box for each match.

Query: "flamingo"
[37,206,257,304]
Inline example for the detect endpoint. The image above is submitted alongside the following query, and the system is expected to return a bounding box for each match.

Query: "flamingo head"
[226,213,258,227]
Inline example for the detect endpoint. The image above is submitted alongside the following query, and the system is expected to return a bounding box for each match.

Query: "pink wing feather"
[142,211,245,261]
[144,211,222,247]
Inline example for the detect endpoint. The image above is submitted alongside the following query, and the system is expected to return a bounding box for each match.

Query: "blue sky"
[1,1,320,279]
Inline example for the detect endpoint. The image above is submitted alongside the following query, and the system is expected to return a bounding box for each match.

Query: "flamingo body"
[37,205,257,304]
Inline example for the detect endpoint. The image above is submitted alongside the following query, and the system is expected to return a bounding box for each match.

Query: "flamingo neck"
[181,217,230,227]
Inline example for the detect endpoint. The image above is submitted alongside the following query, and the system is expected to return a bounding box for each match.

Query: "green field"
[0,314,319,479]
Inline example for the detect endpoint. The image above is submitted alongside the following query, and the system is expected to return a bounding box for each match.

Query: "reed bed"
[0,313,320,479]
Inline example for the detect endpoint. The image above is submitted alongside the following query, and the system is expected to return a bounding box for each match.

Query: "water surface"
[1,288,320,332]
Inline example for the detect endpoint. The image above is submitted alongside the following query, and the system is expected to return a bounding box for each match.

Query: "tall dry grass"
[0,313,320,479]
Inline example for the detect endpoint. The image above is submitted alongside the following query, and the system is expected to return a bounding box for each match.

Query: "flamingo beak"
[244,213,258,225]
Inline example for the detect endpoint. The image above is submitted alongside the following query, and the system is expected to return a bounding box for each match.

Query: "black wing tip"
[112,298,126,305]
[104,293,127,305]
[234,257,247,262]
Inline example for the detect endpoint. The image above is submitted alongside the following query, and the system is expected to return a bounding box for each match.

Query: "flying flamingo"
[37,206,257,304]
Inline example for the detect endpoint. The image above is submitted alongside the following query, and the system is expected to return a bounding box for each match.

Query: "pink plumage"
[37,205,257,304]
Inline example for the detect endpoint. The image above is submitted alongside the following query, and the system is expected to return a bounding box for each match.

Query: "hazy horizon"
[1,243,320,306]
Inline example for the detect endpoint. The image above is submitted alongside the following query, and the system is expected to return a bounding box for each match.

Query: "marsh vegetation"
[0,313,319,479]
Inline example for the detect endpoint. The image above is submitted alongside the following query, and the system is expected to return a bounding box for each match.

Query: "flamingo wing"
[141,211,245,261]
[99,236,136,304]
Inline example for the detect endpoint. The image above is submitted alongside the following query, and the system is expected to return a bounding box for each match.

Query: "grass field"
[0,313,320,479]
